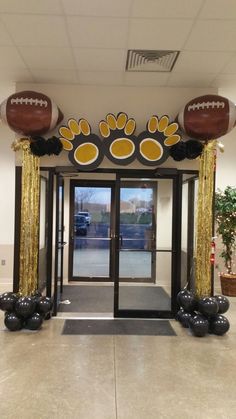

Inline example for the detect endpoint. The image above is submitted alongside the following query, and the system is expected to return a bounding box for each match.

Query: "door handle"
[58,241,67,249]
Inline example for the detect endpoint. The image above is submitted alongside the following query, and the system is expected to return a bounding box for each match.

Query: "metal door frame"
[53,174,64,315]
[49,167,198,318]
[68,179,116,282]
[113,171,182,319]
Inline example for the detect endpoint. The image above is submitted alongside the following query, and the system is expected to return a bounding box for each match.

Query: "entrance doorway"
[13,168,197,319]
[62,172,182,318]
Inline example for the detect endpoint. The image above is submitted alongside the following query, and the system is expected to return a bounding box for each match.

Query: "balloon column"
[176,290,230,337]
[177,94,236,298]
[0,291,53,331]
[0,91,63,297]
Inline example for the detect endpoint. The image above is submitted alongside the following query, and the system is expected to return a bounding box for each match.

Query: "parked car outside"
[78,211,91,225]
[74,215,87,236]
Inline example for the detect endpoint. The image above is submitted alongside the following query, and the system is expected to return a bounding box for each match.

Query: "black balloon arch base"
[0,291,53,332]
[176,290,230,337]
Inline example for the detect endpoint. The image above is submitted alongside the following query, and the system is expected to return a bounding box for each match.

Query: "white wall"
[0,83,16,286]
[214,88,236,286]
[216,88,236,190]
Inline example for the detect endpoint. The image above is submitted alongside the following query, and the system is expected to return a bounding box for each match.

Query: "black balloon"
[37,297,53,315]
[214,295,230,314]
[15,297,36,319]
[185,139,203,159]
[209,314,230,336]
[169,142,186,161]
[32,291,42,305]
[44,311,52,320]
[177,289,197,312]
[176,308,185,322]
[4,312,23,331]
[198,297,219,316]
[0,292,18,312]
[32,290,42,298]
[180,311,192,328]
[190,315,209,337]
[25,313,43,330]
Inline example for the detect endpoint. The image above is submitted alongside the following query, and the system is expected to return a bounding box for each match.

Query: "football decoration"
[177,94,236,141]
[0,90,63,136]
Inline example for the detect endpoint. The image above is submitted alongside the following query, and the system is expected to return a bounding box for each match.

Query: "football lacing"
[11,98,48,107]
[188,101,225,111]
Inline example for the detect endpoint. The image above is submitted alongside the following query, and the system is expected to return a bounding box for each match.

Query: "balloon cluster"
[176,289,230,337]
[0,291,53,331]
[30,136,63,157]
[169,139,203,161]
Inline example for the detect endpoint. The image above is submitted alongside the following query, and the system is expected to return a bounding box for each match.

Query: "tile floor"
[0,295,236,419]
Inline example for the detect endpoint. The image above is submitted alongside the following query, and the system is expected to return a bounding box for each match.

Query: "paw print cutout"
[137,115,180,166]
[59,118,104,171]
[99,112,137,165]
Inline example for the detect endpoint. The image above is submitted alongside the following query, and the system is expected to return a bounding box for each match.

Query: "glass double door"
[69,175,179,317]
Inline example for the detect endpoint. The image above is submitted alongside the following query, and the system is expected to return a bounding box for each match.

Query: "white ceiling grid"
[0,0,235,87]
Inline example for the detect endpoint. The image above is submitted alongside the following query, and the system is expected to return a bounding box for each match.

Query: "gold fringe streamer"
[19,140,40,296]
[195,140,216,298]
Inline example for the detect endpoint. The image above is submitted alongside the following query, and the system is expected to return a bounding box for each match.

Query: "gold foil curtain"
[19,140,40,296]
[195,141,216,298]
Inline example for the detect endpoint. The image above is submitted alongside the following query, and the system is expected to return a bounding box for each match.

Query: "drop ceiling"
[1,0,236,88]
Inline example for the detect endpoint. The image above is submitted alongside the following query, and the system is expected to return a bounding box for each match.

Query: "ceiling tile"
[128,19,194,49]
[1,15,70,47]
[0,46,27,68]
[67,17,129,48]
[31,69,78,84]
[167,72,215,87]
[0,22,14,45]
[199,0,236,19]
[61,0,133,17]
[131,0,203,18]
[19,46,75,70]
[211,74,236,88]
[221,55,236,74]
[74,48,126,71]
[78,71,124,85]
[185,20,236,51]
[0,67,33,82]
[173,51,234,73]
[0,0,63,14]
[124,72,169,86]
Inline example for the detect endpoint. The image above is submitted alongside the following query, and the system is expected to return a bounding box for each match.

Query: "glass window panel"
[72,186,112,278]
[156,179,173,250]
[119,252,172,311]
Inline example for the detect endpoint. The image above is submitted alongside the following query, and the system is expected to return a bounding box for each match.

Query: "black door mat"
[58,285,171,312]
[62,319,176,336]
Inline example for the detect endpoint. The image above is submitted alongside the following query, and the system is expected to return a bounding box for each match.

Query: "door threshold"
[55,312,114,319]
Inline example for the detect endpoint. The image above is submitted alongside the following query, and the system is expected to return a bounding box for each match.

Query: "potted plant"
[215,186,236,296]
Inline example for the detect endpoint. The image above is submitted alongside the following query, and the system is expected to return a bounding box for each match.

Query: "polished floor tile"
[0,298,236,419]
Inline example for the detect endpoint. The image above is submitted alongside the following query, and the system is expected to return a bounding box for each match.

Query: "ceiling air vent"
[126,50,179,72]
